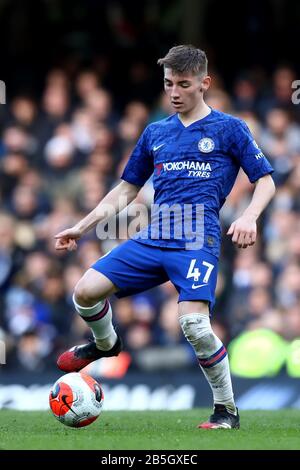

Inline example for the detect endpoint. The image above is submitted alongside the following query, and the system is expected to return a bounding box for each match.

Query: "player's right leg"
[57,269,122,372]
[57,239,168,372]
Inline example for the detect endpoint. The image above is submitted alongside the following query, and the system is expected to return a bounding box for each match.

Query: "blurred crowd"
[1,61,300,373]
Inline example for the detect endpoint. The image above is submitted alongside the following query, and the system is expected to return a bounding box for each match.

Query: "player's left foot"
[198,404,240,429]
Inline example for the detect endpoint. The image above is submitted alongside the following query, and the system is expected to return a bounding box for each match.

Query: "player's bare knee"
[178,300,209,316]
[73,280,102,307]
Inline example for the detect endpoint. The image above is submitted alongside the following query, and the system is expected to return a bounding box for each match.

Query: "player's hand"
[226,215,257,249]
[54,227,82,251]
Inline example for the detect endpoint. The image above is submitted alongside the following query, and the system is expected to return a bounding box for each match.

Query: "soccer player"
[55,45,275,429]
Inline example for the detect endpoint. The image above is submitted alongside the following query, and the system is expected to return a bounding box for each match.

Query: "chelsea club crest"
[198,137,215,153]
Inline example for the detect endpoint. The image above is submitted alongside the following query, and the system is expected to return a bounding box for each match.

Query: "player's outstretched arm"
[54,180,140,251]
[227,173,276,249]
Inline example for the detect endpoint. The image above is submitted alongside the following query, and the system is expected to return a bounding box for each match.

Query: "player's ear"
[201,75,211,92]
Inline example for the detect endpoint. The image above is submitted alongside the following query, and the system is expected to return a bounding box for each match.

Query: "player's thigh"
[163,248,218,315]
[92,240,168,297]
[74,268,119,305]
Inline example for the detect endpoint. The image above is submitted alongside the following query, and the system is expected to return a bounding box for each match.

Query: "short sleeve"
[231,119,274,183]
[121,126,154,186]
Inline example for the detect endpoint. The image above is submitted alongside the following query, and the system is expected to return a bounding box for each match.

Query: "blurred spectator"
[260,108,300,185]
[206,89,233,113]
[233,74,258,113]
[75,70,99,103]
[10,95,38,130]
[2,125,36,156]
[258,66,299,120]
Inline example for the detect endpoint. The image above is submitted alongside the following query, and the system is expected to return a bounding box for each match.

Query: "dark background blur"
[1,0,299,101]
[1,0,300,398]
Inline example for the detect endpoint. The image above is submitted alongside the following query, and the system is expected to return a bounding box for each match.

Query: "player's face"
[164,68,210,114]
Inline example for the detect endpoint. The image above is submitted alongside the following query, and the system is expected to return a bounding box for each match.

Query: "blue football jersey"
[121,108,274,257]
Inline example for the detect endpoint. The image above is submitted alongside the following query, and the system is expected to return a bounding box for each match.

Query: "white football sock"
[73,294,117,351]
[179,313,236,414]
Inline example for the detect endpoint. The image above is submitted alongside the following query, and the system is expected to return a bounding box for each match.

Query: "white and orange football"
[49,372,104,428]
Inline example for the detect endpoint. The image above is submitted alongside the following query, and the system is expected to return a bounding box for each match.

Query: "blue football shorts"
[91,239,218,312]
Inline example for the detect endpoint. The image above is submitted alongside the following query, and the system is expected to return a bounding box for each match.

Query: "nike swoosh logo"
[61,394,78,415]
[192,283,206,289]
[153,143,165,152]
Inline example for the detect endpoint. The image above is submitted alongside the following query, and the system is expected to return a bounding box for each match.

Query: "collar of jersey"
[176,107,215,129]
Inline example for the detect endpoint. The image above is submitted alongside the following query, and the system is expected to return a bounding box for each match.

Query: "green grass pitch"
[0,409,299,450]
